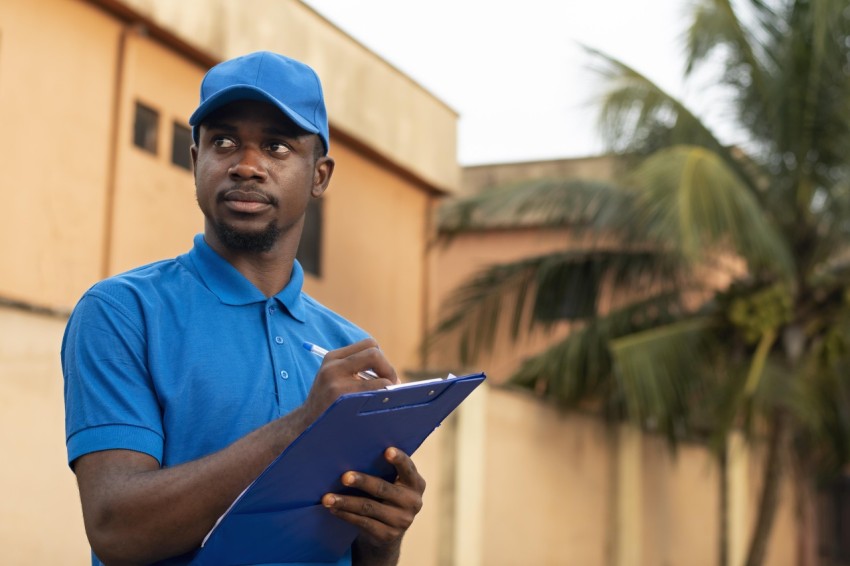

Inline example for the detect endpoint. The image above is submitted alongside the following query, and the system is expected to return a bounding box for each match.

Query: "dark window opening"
[171,122,193,171]
[297,198,323,277]
[133,102,159,154]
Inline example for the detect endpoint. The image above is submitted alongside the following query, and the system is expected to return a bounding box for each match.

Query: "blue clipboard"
[192,372,486,565]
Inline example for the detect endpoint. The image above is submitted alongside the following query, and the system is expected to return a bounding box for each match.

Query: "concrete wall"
[0,0,450,563]
[107,33,206,275]
[0,0,120,308]
[306,140,431,369]
[116,0,460,194]
[0,306,91,563]
[462,154,627,196]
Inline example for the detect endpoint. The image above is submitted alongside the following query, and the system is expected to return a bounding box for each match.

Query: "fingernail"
[387,447,398,459]
[343,472,356,486]
[324,495,336,508]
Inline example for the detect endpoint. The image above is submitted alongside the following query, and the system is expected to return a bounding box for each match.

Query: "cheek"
[193,160,220,193]
[193,170,219,214]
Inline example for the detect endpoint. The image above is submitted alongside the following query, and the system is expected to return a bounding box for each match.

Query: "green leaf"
[610,317,716,426]
[631,145,795,279]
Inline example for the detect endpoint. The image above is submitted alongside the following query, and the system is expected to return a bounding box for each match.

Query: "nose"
[228,147,268,181]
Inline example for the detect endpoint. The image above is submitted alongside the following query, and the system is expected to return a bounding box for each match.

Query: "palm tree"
[431,1,850,564]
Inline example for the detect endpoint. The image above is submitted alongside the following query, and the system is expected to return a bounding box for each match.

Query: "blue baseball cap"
[189,51,329,154]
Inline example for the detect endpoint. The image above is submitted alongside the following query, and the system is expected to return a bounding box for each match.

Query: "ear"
[190,145,199,181]
[311,155,335,198]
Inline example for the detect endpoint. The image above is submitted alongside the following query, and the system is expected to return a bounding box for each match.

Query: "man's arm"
[73,339,396,565]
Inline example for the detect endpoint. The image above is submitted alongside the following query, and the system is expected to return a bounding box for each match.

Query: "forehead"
[201,100,308,137]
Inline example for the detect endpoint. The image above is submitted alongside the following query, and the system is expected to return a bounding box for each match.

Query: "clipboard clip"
[358,379,452,414]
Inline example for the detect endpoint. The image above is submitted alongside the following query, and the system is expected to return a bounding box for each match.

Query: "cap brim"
[189,85,320,136]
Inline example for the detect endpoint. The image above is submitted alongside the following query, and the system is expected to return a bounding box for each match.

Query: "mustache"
[218,185,279,207]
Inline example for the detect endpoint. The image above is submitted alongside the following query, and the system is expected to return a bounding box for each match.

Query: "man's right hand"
[299,338,397,423]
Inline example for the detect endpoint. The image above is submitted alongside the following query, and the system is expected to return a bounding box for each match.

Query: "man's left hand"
[322,447,426,565]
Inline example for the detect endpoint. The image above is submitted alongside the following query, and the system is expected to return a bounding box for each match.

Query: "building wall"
[0,307,90,563]
[0,0,451,563]
[305,141,430,369]
[480,390,612,566]
[0,0,121,308]
[462,154,627,197]
[107,32,207,275]
[116,0,460,195]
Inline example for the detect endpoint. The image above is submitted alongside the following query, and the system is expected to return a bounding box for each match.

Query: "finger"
[322,492,396,524]
[322,492,413,535]
[385,448,426,493]
[341,348,397,383]
[335,469,423,516]
[324,342,397,384]
[322,508,406,545]
[322,338,379,362]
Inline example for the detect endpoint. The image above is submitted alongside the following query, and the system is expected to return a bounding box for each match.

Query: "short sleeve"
[62,289,164,467]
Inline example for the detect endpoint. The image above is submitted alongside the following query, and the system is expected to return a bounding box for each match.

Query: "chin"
[214,220,281,253]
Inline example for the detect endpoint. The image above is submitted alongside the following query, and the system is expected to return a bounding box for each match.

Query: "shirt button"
[280,370,289,380]
[275,336,284,344]
[268,306,276,314]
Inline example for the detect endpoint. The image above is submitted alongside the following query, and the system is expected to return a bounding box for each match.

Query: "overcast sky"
[301,0,702,165]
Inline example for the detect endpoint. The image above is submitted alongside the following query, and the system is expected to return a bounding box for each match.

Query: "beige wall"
[0,307,89,562]
[1,0,450,563]
[0,0,120,308]
[117,0,460,194]
[108,33,207,275]
[462,154,626,197]
[481,390,612,565]
[304,141,430,371]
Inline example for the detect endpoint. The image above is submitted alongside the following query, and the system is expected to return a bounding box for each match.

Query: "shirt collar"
[188,234,306,321]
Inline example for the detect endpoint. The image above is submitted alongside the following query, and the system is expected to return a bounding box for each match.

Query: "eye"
[212,137,236,149]
[267,142,291,155]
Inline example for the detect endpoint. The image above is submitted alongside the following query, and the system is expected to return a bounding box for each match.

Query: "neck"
[224,251,296,298]
[204,229,300,298]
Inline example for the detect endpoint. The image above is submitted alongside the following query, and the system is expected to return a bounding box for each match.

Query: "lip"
[221,189,273,213]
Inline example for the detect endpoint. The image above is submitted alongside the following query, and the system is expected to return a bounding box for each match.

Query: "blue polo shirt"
[62,233,367,565]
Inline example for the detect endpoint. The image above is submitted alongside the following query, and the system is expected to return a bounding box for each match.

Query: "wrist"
[352,537,401,566]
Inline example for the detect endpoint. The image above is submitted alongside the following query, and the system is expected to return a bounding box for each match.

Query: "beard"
[211,219,281,253]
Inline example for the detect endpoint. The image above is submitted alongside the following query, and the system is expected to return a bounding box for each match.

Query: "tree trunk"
[793,459,819,566]
[719,439,729,566]
[744,410,788,566]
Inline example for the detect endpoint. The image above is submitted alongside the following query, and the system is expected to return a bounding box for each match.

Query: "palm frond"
[610,317,718,435]
[588,46,721,152]
[510,291,694,412]
[685,0,773,114]
[429,248,689,363]
[584,46,762,197]
[631,145,795,279]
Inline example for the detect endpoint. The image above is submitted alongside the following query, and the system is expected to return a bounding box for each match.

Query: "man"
[62,51,425,565]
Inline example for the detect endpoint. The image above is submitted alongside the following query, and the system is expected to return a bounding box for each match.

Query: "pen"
[302,341,379,380]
